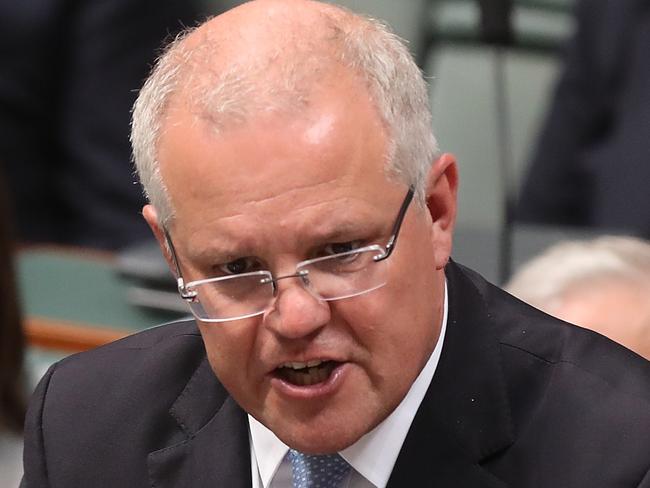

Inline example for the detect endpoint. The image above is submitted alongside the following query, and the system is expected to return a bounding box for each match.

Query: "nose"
[263,276,331,339]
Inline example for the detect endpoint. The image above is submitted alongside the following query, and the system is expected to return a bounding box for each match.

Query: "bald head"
[170,0,364,130]
[131,0,437,225]
[180,1,351,79]
[186,0,351,59]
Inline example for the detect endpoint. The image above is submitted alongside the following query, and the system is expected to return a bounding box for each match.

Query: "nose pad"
[263,276,331,339]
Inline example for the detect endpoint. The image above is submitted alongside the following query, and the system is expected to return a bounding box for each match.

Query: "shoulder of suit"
[451,261,650,406]
[39,319,208,407]
[58,317,202,364]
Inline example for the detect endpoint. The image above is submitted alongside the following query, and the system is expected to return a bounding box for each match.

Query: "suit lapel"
[387,262,514,487]
[147,358,252,488]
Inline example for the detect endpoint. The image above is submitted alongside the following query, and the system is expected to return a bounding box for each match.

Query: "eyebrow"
[186,216,385,263]
[188,237,259,264]
[306,219,372,241]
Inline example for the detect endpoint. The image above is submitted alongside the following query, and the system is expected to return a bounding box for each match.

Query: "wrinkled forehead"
[157,66,394,231]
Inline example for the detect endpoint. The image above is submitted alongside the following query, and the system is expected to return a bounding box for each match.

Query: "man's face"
[149,69,456,453]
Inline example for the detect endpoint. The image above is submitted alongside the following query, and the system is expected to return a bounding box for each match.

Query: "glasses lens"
[298,247,387,301]
[186,272,273,322]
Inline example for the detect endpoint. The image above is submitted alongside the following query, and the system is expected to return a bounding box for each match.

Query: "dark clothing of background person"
[516,0,650,237]
[0,0,204,250]
[0,170,26,434]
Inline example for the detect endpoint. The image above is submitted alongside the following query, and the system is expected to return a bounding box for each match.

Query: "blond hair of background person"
[506,235,650,360]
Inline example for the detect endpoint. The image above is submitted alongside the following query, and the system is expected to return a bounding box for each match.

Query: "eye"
[321,241,363,257]
[216,257,263,276]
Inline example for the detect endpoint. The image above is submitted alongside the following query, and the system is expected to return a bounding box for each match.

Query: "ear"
[424,153,458,270]
[142,204,178,278]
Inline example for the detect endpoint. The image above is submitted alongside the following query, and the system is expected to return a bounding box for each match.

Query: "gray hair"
[130,1,438,225]
[505,235,650,311]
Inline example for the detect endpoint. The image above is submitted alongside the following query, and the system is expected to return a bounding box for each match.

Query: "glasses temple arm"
[375,185,415,262]
[163,227,194,298]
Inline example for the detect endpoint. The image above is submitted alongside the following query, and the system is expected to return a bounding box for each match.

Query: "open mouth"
[275,360,340,386]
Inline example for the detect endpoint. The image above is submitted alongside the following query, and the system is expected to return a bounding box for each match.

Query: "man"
[23,1,650,487]
[506,235,650,360]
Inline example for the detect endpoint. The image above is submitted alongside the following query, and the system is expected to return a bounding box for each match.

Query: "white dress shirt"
[249,283,449,488]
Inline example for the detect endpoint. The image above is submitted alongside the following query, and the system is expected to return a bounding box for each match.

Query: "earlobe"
[424,153,459,269]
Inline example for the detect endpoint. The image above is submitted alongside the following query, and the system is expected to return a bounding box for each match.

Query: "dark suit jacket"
[22,262,650,487]
[516,0,650,237]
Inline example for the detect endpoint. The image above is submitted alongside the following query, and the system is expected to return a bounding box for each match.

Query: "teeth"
[277,359,338,386]
[278,361,337,386]
[281,360,323,370]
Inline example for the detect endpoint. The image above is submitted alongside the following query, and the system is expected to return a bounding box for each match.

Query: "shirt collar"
[249,281,449,488]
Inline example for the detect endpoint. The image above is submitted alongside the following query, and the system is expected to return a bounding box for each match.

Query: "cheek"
[362,264,442,380]
[333,279,438,370]
[333,293,437,420]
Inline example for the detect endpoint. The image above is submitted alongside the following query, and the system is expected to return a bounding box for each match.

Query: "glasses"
[166,186,414,322]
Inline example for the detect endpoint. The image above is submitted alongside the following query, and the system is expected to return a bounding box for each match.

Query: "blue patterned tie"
[288,449,351,488]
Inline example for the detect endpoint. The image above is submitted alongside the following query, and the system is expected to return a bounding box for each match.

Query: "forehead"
[157,68,398,234]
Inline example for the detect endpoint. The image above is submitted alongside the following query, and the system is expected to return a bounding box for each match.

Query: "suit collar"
[387,261,514,487]
[147,358,252,488]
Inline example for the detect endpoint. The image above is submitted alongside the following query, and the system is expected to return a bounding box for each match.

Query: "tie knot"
[287,449,351,488]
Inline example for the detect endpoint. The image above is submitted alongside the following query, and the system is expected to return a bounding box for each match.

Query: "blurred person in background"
[0,0,205,250]
[506,235,650,360]
[0,171,27,487]
[516,0,650,238]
